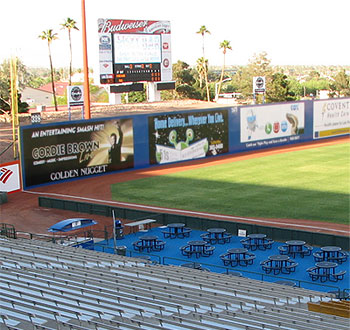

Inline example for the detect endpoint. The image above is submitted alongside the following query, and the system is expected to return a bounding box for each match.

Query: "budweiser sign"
[98,19,171,34]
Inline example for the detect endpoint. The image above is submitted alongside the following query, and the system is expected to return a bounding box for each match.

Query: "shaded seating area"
[307,261,347,283]
[180,240,215,258]
[161,223,192,239]
[200,227,232,244]
[1,236,349,330]
[313,246,349,264]
[278,240,313,258]
[240,233,274,251]
[260,254,298,275]
[132,234,166,252]
[220,248,256,267]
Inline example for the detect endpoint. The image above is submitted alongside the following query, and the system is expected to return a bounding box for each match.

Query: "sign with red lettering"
[98,19,172,84]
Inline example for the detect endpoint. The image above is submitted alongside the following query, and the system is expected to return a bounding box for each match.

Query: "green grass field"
[111,142,350,224]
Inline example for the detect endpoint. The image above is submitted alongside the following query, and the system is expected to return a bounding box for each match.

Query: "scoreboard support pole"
[147,82,161,102]
[108,88,122,105]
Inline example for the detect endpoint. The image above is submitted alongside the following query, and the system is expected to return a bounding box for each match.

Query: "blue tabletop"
[248,234,266,239]
[207,228,226,233]
[139,235,158,240]
[316,261,338,268]
[167,223,185,228]
[269,254,290,261]
[188,240,206,246]
[228,248,248,254]
[286,240,306,245]
[321,246,341,252]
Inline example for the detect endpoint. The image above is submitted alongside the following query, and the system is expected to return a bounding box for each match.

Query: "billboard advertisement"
[240,103,305,147]
[148,110,229,165]
[97,18,172,84]
[0,161,21,193]
[21,119,134,188]
[313,98,350,139]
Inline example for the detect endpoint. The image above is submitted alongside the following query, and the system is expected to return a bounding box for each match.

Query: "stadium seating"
[0,236,348,330]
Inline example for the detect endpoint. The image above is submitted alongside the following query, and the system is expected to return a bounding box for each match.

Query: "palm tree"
[61,18,79,86]
[196,58,205,88]
[217,40,232,97]
[196,25,211,101]
[38,29,58,111]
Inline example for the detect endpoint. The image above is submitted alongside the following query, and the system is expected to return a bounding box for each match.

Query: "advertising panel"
[0,161,21,193]
[148,110,228,165]
[97,18,172,84]
[240,103,305,147]
[21,119,134,188]
[313,98,350,139]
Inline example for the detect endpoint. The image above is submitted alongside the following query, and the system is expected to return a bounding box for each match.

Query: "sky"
[1,0,349,73]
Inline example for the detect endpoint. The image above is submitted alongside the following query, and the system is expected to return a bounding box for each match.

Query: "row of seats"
[308,300,350,318]
[1,237,348,330]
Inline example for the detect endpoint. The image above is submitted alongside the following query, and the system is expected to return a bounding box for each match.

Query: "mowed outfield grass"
[111,142,350,224]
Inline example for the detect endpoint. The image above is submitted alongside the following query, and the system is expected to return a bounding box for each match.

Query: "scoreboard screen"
[98,19,172,85]
[114,34,161,63]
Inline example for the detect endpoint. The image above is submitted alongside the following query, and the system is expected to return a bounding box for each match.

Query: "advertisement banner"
[0,161,21,193]
[21,119,134,188]
[148,110,228,165]
[240,103,305,147]
[313,98,350,139]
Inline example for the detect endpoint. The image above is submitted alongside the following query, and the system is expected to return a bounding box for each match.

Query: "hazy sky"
[1,0,349,72]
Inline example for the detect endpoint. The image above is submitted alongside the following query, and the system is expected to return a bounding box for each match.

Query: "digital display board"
[114,34,161,63]
[98,19,172,85]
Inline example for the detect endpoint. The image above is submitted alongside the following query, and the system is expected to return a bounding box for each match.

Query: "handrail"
[161,255,343,293]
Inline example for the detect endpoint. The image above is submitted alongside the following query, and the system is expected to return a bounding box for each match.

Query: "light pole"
[81,0,91,119]
[215,78,231,101]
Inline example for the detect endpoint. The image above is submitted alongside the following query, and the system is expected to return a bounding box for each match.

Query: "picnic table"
[180,240,215,258]
[313,246,348,264]
[132,235,165,252]
[307,261,346,283]
[201,228,232,244]
[240,233,274,251]
[220,248,256,267]
[161,223,192,239]
[260,254,298,275]
[278,240,312,258]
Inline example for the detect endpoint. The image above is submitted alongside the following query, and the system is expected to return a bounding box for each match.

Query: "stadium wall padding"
[20,98,349,189]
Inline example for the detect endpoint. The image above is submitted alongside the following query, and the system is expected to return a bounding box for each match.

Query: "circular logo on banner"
[163,58,170,68]
[71,86,83,101]
[256,77,264,88]
[265,122,272,134]
[100,35,111,44]
[281,120,288,132]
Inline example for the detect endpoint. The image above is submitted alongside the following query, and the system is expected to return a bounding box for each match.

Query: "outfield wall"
[20,98,350,189]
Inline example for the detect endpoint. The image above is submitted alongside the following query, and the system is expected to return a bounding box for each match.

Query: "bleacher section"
[1,237,349,330]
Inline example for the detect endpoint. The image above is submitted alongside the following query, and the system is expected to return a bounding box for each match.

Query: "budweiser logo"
[98,19,148,33]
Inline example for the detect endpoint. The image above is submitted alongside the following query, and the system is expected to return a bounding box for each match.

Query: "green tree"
[38,29,58,111]
[217,40,232,98]
[0,59,29,113]
[233,52,273,101]
[196,25,211,101]
[266,72,297,102]
[329,69,350,97]
[61,18,79,86]
[172,60,200,99]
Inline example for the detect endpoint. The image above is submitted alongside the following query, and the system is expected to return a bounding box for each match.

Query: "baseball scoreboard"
[98,19,172,85]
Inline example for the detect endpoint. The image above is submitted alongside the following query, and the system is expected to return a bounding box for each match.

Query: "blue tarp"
[48,218,97,233]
